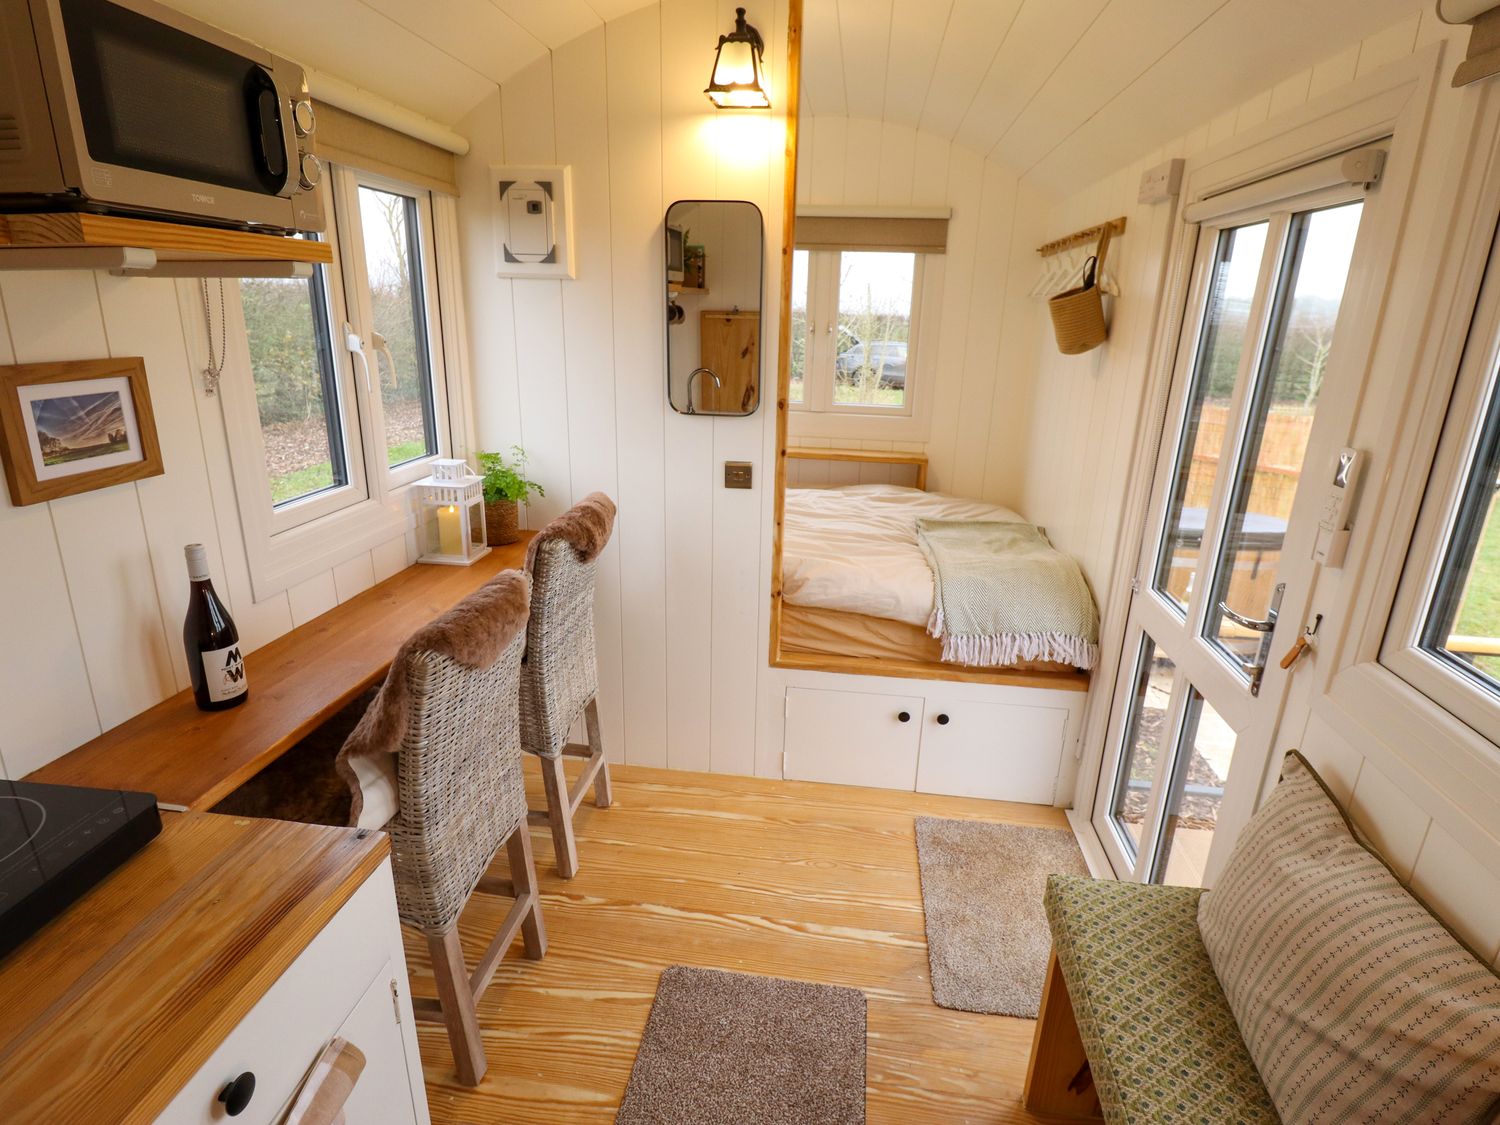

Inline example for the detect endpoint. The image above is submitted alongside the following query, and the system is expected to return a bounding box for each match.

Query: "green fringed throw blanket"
[916,519,1098,669]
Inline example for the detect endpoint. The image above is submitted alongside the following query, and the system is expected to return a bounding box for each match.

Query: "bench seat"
[1032,874,1278,1125]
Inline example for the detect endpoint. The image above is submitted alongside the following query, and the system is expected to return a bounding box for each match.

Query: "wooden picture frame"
[0,357,163,506]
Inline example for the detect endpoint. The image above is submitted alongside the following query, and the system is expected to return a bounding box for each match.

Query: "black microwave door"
[59,0,288,195]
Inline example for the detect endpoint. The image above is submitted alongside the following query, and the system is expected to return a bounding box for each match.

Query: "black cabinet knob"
[218,1072,256,1116]
[936,713,950,725]
[897,711,911,723]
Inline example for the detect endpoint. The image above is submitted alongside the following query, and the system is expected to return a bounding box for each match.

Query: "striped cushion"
[1198,752,1500,1125]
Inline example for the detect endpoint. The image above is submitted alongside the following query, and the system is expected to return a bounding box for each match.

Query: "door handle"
[1218,603,1277,632]
[371,331,400,389]
[1219,582,1285,697]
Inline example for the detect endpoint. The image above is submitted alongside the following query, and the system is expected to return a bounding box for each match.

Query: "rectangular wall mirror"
[665,199,764,415]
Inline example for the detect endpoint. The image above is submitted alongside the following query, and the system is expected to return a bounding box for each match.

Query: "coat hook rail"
[1036,216,1127,258]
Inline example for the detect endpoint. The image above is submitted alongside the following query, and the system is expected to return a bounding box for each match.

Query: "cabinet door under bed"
[778,679,1079,805]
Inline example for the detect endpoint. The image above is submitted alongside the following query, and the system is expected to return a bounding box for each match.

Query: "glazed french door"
[1092,189,1367,886]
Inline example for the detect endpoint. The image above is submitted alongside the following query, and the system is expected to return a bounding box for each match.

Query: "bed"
[779,483,1093,675]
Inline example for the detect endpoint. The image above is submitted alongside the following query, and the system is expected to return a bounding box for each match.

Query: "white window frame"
[790,248,925,424]
[201,164,462,602]
[1380,213,1500,750]
[333,167,454,490]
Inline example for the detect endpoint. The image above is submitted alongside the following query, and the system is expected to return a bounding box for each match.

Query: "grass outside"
[268,438,427,504]
[1451,491,1500,679]
[42,438,130,466]
[833,383,906,408]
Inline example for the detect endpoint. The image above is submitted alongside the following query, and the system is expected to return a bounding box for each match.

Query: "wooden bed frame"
[769,446,1087,690]
[784,446,929,490]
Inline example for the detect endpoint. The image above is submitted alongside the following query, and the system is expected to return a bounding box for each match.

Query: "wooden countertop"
[0,813,388,1124]
[27,535,533,810]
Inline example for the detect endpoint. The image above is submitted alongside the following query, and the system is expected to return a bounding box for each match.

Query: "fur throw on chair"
[524,492,617,571]
[335,569,531,825]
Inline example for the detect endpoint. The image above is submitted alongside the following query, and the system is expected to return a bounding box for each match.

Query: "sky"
[30,391,125,447]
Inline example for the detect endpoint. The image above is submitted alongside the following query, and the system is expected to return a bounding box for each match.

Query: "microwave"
[0,0,325,233]
[666,223,685,283]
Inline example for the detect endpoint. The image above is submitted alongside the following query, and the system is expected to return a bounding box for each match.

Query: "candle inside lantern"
[437,503,462,556]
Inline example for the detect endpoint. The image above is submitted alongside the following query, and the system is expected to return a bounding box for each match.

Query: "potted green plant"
[476,446,544,546]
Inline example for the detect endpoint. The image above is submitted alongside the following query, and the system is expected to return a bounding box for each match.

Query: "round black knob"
[218,1072,256,1116]
[897,711,911,723]
[937,713,950,725]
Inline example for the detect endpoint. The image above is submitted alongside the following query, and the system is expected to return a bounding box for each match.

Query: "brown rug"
[615,966,866,1125]
[914,817,1088,1018]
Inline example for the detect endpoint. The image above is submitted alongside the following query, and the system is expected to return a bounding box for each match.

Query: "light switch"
[724,461,753,489]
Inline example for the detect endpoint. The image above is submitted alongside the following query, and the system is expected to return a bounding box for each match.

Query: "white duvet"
[782,484,1024,627]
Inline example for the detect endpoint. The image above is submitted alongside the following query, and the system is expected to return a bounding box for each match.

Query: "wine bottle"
[183,544,248,711]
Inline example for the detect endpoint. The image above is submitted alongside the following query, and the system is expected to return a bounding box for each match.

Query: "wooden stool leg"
[585,698,612,809]
[1023,950,1102,1119]
[427,924,487,1087]
[506,824,548,960]
[541,754,579,878]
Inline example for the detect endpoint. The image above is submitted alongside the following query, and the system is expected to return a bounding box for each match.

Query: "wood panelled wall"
[0,272,414,780]
[791,114,1047,503]
[454,0,789,774]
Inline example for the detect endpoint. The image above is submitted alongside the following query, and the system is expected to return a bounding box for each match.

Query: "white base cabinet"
[780,672,1084,806]
[157,856,429,1125]
[914,697,1070,804]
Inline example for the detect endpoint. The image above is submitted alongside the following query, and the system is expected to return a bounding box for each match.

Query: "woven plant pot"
[485,499,521,545]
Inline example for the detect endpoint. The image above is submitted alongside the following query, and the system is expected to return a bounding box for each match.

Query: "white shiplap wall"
[789,114,1047,504]
[0,272,415,780]
[454,0,789,773]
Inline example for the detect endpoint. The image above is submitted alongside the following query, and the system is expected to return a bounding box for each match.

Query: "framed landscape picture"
[0,358,163,506]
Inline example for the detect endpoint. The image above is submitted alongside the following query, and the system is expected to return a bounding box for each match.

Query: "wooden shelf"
[668,282,709,294]
[0,211,332,276]
[28,534,534,811]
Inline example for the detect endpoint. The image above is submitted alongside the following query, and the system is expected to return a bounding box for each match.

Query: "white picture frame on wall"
[492,164,576,279]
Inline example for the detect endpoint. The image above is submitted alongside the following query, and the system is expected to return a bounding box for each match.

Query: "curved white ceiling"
[802,0,1428,189]
[161,0,661,126]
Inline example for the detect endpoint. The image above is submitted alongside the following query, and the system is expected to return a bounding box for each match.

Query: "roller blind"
[1182,142,1388,225]
[311,102,458,196]
[1437,0,1500,86]
[795,207,949,254]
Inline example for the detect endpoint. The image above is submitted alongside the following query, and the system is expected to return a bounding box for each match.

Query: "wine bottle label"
[201,644,248,703]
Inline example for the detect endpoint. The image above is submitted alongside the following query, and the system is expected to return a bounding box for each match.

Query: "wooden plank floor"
[407,762,1081,1125]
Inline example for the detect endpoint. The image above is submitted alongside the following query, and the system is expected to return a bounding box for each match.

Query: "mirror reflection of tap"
[685,367,722,414]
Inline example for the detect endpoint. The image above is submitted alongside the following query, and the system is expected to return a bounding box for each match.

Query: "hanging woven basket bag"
[1048,225,1113,355]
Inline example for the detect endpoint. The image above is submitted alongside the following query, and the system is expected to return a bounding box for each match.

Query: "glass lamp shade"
[705,8,770,109]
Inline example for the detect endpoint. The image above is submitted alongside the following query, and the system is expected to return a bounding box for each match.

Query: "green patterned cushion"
[1045,874,1279,1125]
[1199,752,1500,1125]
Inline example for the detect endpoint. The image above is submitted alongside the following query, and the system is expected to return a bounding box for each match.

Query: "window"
[216,165,458,598]
[792,249,921,416]
[354,185,439,467]
[1420,393,1500,691]
[1382,211,1500,748]
[241,250,352,511]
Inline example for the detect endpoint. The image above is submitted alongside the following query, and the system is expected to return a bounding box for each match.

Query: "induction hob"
[0,780,161,960]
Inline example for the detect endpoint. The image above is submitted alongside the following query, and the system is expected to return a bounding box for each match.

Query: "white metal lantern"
[415,459,490,566]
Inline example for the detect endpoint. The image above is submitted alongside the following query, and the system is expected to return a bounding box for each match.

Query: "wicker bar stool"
[336,570,545,1086]
[521,493,617,878]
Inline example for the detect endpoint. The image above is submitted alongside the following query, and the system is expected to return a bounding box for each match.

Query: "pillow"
[1198,751,1500,1125]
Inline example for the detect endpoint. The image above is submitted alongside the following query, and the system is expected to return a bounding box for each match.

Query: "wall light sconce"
[705,8,770,109]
